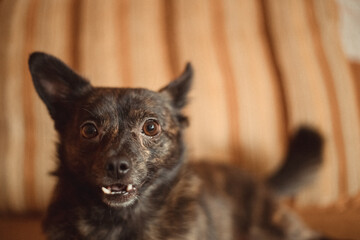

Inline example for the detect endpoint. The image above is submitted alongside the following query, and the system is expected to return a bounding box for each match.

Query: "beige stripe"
[79,0,122,87]
[260,0,289,143]
[128,0,172,89]
[0,0,17,213]
[210,1,242,164]
[162,0,180,75]
[69,0,82,71]
[117,0,133,87]
[23,0,39,212]
[4,0,30,212]
[307,0,348,199]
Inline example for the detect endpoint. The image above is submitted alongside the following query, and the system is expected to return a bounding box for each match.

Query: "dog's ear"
[160,63,193,109]
[28,52,92,119]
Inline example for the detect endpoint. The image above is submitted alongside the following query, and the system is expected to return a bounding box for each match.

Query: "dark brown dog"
[29,52,329,240]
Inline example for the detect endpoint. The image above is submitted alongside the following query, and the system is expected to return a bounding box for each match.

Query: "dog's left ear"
[160,63,193,109]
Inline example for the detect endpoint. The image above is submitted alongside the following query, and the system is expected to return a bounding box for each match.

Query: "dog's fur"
[29,52,329,240]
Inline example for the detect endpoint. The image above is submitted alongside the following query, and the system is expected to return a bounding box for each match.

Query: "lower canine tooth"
[102,187,111,194]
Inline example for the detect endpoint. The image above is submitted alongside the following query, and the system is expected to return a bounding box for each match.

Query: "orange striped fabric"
[0,0,359,213]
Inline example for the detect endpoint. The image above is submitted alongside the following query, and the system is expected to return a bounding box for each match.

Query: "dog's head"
[28,52,192,208]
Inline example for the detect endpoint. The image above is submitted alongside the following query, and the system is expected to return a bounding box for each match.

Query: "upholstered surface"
[0,2,359,235]
[1,205,360,240]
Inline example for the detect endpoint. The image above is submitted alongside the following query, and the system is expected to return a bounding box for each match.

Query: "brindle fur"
[29,52,330,240]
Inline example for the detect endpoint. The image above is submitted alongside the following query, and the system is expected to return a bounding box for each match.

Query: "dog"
[29,52,330,240]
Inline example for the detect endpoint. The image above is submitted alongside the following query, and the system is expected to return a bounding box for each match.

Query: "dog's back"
[178,127,324,239]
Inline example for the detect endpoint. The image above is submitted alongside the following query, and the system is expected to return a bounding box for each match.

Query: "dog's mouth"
[101,183,135,195]
[101,183,138,207]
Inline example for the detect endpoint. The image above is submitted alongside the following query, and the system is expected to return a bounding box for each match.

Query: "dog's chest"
[76,202,180,240]
[75,199,203,240]
[77,215,181,240]
[77,215,145,240]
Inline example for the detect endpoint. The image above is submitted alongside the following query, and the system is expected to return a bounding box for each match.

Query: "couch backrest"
[0,0,359,213]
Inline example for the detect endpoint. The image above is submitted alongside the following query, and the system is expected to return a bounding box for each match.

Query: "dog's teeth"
[127,184,133,191]
[102,187,111,194]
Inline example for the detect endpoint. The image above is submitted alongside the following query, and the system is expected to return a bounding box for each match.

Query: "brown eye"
[142,119,161,136]
[81,122,98,139]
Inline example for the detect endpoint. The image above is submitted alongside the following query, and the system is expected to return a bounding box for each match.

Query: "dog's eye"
[81,122,98,139]
[142,119,161,137]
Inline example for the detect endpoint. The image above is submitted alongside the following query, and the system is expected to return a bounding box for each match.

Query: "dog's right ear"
[159,63,193,109]
[28,52,92,119]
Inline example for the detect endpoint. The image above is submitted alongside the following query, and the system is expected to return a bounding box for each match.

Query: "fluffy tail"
[267,126,324,196]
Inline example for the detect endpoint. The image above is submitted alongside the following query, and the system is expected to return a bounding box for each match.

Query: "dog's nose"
[106,156,132,179]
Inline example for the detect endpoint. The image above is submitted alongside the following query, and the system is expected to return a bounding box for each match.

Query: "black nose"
[106,156,131,179]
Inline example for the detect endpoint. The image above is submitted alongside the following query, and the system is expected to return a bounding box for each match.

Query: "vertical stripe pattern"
[0,0,359,212]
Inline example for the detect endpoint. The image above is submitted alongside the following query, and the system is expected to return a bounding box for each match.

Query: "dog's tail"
[267,126,324,196]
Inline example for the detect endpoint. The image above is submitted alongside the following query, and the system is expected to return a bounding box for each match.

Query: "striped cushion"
[0,0,359,213]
